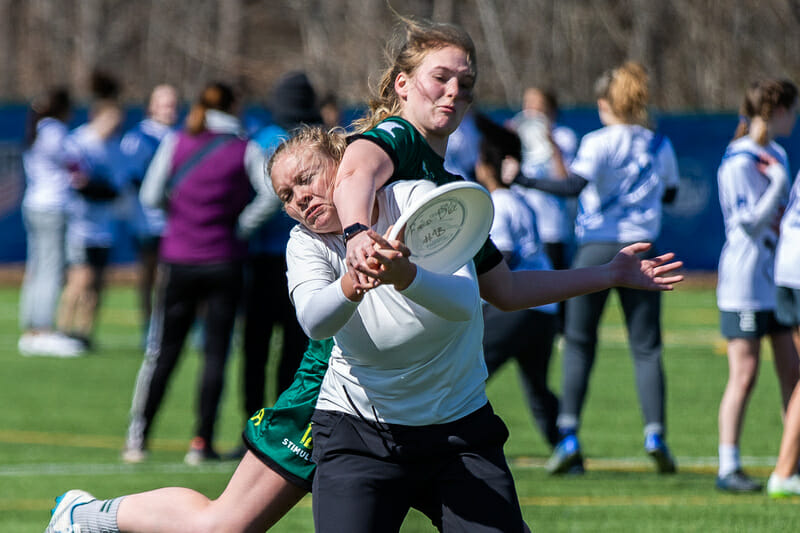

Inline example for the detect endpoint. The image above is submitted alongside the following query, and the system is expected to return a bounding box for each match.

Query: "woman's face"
[271,146,342,234]
[772,101,798,137]
[396,45,475,144]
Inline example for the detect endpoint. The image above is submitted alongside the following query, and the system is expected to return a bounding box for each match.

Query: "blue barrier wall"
[1,105,797,270]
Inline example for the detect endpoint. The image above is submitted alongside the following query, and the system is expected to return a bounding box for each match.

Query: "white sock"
[718,444,740,477]
[72,497,123,533]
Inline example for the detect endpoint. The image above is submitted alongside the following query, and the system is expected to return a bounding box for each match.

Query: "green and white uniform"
[243,117,502,489]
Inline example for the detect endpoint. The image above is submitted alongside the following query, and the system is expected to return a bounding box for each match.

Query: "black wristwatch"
[342,222,369,245]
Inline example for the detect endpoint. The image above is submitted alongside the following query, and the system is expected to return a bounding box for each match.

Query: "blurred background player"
[473,113,561,448]
[319,90,343,131]
[56,72,126,352]
[511,62,681,475]
[18,86,85,357]
[508,87,577,270]
[507,87,578,332]
[444,108,481,182]
[123,81,278,465]
[715,78,799,492]
[120,84,179,345]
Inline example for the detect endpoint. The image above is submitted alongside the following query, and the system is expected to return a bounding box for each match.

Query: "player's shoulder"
[385,178,437,202]
[579,125,622,150]
[720,137,760,171]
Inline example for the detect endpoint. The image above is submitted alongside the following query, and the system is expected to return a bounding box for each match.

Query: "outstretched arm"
[479,242,683,312]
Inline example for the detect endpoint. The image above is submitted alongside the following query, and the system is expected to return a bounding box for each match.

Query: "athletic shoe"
[715,469,763,492]
[767,473,800,498]
[17,333,37,355]
[121,446,148,464]
[42,333,87,358]
[566,461,585,475]
[20,332,86,358]
[644,433,677,474]
[45,489,95,533]
[546,434,583,475]
[184,437,221,465]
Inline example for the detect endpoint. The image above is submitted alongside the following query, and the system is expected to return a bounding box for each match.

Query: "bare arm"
[478,243,684,311]
[548,130,569,179]
[332,139,395,287]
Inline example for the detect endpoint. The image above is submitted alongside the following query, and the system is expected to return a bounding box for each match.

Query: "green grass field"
[1,281,799,531]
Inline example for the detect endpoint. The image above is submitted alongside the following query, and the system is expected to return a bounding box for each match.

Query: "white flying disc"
[387,181,494,274]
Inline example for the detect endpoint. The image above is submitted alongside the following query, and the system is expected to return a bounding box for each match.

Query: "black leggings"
[127,261,243,448]
[242,254,308,417]
[483,305,559,447]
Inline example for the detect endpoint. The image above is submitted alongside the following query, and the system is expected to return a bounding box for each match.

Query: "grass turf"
[1,281,799,531]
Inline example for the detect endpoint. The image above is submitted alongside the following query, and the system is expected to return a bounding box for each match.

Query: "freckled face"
[271,147,342,234]
[396,45,475,143]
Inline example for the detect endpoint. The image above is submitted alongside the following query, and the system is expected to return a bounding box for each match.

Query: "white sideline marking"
[510,455,778,471]
[0,456,779,477]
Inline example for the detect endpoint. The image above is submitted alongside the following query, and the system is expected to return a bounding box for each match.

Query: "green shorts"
[243,337,333,491]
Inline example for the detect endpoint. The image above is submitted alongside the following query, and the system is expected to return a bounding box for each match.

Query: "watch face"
[344,223,368,242]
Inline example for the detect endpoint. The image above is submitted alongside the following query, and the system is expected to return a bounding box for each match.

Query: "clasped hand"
[346,227,416,294]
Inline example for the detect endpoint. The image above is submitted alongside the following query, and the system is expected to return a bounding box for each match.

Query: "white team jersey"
[716,136,789,310]
[286,180,488,426]
[489,188,557,314]
[570,124,679,244]
[65,125,126,249]
[21,118,73,212]
[774,172,800,289]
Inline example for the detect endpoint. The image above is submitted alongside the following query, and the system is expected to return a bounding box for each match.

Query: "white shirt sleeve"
[569,132,605,181]
[487,194,514,253]
[399,264,478,322]
[139,132,177,209]
[293,275,360,339]
[287,229,360,339]
[236,140,282,239]
[719,156,788,236]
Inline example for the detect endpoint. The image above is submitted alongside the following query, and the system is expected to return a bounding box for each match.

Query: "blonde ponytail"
[595,61,649,126]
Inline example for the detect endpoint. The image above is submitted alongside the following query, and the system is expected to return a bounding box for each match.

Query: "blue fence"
[2,105,798,270]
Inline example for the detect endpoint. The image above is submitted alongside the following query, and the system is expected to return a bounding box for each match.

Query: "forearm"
[293,278,361,339]
[737,166,788,235]
[400,267,478,321]
[550,143,568,179]
[480,261,613,311]
[78,179,118,200]
[333,166,376,227]
[513,173,587,196]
